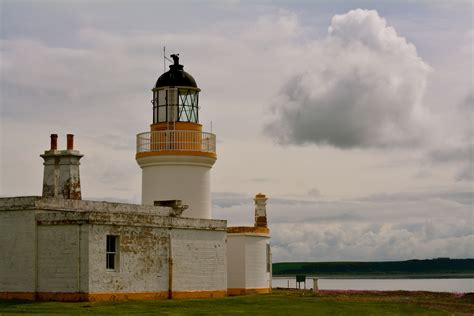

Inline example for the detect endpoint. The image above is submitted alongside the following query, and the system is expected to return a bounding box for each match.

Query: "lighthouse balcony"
[136,130,216,158]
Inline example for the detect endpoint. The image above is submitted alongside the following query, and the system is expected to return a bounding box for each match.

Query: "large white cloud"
[265,9,431,148]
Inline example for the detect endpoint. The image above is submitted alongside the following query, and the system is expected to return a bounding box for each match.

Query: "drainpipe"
[168,232,173,299]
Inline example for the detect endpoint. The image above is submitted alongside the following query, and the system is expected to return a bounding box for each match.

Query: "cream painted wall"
[245,236,270,289]
[171,229,227,292]
[226,235,246,289]
[138,155,216,219]
[227,234,270,290]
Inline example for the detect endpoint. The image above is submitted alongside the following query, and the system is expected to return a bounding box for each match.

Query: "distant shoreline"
[272,258,474,279]
[272,274,474,279]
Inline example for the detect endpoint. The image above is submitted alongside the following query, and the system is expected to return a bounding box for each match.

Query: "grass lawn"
[0,290,472,315]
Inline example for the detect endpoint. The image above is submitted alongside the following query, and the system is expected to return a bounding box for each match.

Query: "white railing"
[136,130,216,154]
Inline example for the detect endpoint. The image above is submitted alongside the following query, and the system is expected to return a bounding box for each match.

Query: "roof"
[155,64,198,88]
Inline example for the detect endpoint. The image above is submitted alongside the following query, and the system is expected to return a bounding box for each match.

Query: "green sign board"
[296,275,306,282]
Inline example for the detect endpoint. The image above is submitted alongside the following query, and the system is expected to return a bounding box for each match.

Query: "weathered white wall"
[0,197,227,297]
[245,236,270,289]
[171,229,227,292]
[37,224,89,293]
[138,155,215,219]
[226,235,246,289]
[0,210,36,292]
[227,234,270,290]
[88,225,169,293]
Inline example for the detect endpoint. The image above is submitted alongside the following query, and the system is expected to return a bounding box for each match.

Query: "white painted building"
[227,194,271,295]
[0,55,271,301]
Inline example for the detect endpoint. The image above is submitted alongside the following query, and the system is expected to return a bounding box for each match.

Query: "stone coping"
[0,196,226,231]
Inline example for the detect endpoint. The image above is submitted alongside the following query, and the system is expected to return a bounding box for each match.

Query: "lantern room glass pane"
[178,89,198,123]
[158,106,166,122]
[168,104,178,122]
[158,90,166,106]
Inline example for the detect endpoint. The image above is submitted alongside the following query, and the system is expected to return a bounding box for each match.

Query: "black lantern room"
[152,54,200,124]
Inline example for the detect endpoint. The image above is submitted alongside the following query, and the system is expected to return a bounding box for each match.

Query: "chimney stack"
[41,134,83,200]
[67,134,74,150]
[50,134,58,150]
[254,193,268,228]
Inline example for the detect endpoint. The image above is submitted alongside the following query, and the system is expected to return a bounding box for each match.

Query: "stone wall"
[37,224,89,293]
[0,196,228,300]
[0,210,36,292]
[171,229,227,293]
[88,225,169,294]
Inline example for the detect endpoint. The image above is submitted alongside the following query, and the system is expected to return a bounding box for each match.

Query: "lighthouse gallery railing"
[136,130,216,154]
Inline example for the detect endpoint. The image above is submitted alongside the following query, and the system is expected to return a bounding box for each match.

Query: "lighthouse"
[136,54,217,219]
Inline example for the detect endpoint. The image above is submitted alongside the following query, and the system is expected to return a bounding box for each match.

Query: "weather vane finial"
[170,54,180,66]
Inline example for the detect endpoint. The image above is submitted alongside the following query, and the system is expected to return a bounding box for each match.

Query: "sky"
[1,0,472,262]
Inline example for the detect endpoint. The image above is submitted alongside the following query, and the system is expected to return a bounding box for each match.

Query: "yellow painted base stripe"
[88,292,169,302]
[172,290,227,299]
[227,288,271,296]
[151,122,203,132]
[227,226,270,234]
[0,290,227,301]
[0,292,36,300]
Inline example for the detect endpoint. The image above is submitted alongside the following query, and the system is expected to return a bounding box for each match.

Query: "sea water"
[272,278,474,293]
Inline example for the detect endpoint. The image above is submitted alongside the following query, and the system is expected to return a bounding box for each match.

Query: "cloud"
[1,4,472,262]
[265,9,431,149]
[422,89,473,182]
[360,190,473,206]
[307,188,321,197]
[271,221,474,262]
[213,189,473,261]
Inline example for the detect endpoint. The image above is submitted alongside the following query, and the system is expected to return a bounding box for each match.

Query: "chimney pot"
[50,134,58,150]
[67,134,74,150]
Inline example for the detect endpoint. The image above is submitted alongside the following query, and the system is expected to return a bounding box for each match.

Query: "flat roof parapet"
[0,196,227,230]
[36,211,227,231]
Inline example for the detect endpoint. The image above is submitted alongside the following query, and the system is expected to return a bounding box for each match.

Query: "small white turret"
[254,193,268,227]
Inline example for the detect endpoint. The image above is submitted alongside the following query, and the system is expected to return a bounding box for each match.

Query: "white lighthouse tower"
[136,54,217,219]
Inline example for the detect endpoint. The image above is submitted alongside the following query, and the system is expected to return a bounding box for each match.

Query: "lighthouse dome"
[155,54,198,88]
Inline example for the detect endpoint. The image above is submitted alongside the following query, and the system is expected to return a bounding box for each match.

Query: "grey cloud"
[359,190,473,206]
[248,178,271,183]
[271,220,474,262]
[212,192,319,209]
[265,9,431,149]
[424,90,473,182]
[307,188,321,197]
[212,192,249,208]
[456,164,474,182]
[265,188,473,261]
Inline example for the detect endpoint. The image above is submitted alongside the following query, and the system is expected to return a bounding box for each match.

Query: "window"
[178,89,199,123]
[106,235,119,271]
[266,243,271,273]
[152,88,199,123]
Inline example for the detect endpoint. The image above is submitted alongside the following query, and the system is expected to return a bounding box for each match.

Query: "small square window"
[106,235,119,271]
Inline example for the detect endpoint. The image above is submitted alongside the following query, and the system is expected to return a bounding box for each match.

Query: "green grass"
[0,290,472,315]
